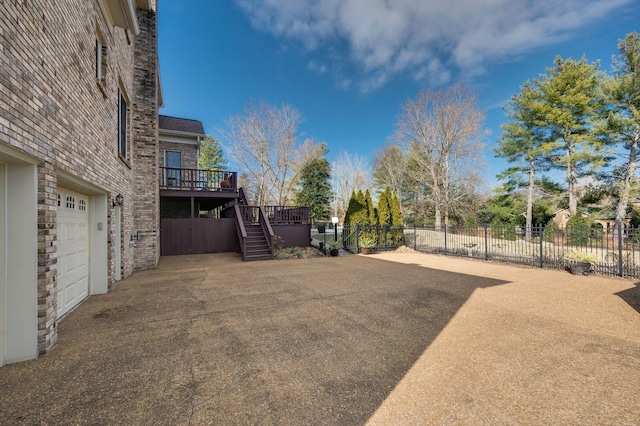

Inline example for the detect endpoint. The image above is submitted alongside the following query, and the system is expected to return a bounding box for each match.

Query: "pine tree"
[345,191,367,225]
[390,192,404,244]
[352,190,368,224]
[535,56,604,214]
[294,158,331,223]
[198,136,227,170]
[602,33,640,227]
[495,82,551,241]
[364,189,376,225]
[391,193,403,226]
[377,187,392,225]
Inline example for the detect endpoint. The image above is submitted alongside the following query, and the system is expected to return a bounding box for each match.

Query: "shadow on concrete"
[0,254,509,425]
[616,282,640,314]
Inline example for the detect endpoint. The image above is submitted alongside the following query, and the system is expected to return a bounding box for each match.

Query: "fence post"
[539,224,544,268]
[618,222,623,277]
[444,224,448,254]
[355,223,359,254]
[414,225,417,250]
[484,224,488,260]
[323,228,327,255]
[383,225,387,250]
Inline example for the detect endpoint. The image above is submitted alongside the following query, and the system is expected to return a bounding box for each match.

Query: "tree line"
[199,33,639,230]
[495,33,640,241]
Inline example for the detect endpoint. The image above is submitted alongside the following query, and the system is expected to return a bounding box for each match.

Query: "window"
[95,38,103,79]
[165,151,182,169]
[165,151,182,186]
[95,30,107,97]
[118,90,128,160]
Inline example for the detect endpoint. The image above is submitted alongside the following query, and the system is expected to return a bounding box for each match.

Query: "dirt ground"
[0,251,638,425]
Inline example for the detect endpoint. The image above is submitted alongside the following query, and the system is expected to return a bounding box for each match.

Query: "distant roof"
[159,115,205,136]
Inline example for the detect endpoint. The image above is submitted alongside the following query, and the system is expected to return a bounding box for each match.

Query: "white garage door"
[57,188,89,317]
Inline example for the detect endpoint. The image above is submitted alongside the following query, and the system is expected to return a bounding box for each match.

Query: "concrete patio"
[0,251,638,425]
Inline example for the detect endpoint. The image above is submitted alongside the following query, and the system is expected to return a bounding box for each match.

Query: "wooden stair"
[243,224,272,261]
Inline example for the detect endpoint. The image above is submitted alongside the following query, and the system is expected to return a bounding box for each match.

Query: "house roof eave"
[102,0,140,35]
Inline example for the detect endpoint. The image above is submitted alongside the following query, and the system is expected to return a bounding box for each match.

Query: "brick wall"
[0,0,159,357]
[159,141,199,169]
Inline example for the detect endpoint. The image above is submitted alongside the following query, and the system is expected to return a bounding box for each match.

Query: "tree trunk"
[616,133,639,227]
[525,158,535,242]
[566,142,578,214]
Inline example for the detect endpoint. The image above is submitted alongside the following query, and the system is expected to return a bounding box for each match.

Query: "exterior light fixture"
[113,193,124,207]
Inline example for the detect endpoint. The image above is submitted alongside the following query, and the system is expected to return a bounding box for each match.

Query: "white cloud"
[307,60,327,74]
[338,78,352,90]
[236,0,632,91]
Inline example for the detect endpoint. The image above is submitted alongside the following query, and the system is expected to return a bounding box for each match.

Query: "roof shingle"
[159,115,205,136]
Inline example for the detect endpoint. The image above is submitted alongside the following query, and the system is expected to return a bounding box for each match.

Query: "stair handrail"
[258,206,275,256]
[238,187,249,205]
[234,204,248,260]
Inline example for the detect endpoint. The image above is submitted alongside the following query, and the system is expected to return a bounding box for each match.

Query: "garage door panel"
[63,253,77,274]
[78,222,87,240]
[57,188,90,317]
[77,248,88,269]
[77,276,89,299]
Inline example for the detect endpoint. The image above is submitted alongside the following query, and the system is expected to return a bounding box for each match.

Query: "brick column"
[37,161,58,356]
[132,3,160,270]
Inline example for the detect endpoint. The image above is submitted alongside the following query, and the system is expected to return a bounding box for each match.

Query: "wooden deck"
[159,167,312,258]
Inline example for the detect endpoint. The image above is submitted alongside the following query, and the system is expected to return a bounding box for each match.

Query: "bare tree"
[398,83,485,228]
[223,100,303,205]
[330,151,370,220]
[372,144,406,198]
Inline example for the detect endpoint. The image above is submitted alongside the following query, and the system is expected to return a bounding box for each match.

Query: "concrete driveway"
[0,252,639,425]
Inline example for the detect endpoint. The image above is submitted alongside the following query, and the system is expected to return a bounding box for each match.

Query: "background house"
[552,209,572,229]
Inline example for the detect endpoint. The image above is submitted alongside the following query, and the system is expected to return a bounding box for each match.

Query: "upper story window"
[95,38,107,80]
[95,29,107,97]
[165,151,182,186]
[118,89,129,161]
[96,39,102,79]
[165,151,182,169]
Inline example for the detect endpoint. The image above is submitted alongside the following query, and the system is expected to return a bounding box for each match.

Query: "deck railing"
[160,167,237,191]
[228,204,310,225]
[262,206,310,224]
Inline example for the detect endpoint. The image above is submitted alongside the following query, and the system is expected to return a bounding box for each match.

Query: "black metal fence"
[342,223,640,278]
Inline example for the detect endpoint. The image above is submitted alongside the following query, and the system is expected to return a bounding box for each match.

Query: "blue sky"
[158,0,640,189]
